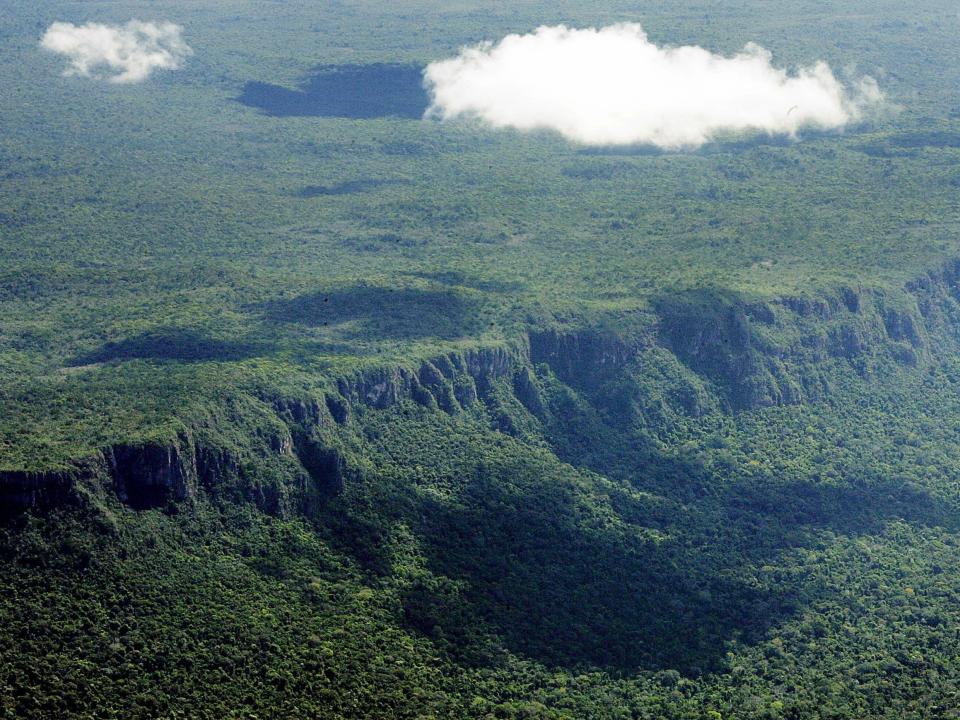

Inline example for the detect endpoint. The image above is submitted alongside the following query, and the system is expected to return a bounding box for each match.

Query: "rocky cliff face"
[108,439,198,510]
[0,467,81,518]
[652,275,941,410]
[6,259,960,518]
[657,296,784,408]
[335,345,513,415]
[529,329,638,388]
[0,346,519,517]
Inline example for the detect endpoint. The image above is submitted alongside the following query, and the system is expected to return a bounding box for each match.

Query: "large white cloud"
[424,24,882,149]
[40,20,192,84]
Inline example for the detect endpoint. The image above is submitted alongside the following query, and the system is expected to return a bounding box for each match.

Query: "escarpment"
[6,257,960,518]
[109,440,198,510]
[0,467,82,518]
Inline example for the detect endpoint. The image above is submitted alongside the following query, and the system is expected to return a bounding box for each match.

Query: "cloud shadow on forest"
[238,63,429,119]
[254,285,485,341]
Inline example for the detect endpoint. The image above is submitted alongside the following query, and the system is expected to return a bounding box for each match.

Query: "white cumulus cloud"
[424,24,882,149]
[40,20,192,84]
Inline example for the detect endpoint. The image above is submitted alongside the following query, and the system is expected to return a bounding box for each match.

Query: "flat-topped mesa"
[0,346,517,518]
[6,258,960,519]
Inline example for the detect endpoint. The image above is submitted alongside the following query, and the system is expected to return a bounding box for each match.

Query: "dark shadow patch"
[408,447,959,675]
[577,144,668,157]
[254,285,482,341]
[109,442,190,511]
[292,437,345,495]
[723,475,960,539]
[238,64,429,119]
[415,469,773,673]
[71,328,267,365]
[886,131,960,149]
[0,468,80,520]
[856,131,960,158]
[321,445,820,674]
[296,179,408,197]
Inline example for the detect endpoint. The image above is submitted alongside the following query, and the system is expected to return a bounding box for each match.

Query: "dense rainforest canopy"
[2,1,960,718]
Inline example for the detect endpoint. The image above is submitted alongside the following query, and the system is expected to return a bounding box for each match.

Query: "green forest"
[3,0,960,718]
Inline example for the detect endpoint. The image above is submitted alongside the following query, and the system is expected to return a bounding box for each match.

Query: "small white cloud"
[40,20,192,84]
[424,24,882,149]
